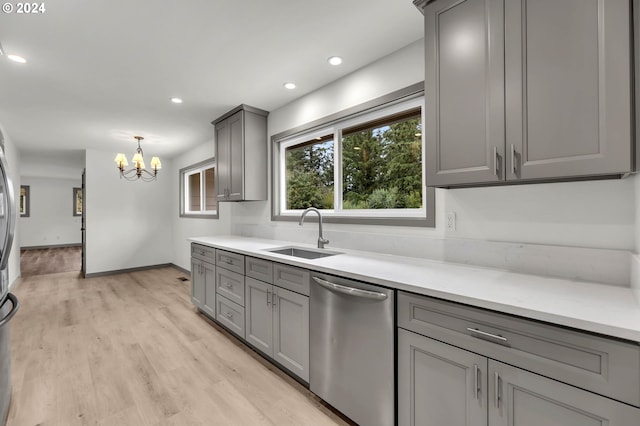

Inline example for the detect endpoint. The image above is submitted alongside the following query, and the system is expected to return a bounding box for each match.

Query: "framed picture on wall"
[20,185,29,217]
[73,187,82,216]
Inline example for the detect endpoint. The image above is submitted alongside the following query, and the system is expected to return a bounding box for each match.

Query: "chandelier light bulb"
[114,136,160,181]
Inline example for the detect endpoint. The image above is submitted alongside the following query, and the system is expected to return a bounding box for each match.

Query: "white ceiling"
[0,0,423,162]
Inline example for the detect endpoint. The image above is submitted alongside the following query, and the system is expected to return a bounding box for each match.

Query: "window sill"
[180,212,219,219]
[271,213,434,227]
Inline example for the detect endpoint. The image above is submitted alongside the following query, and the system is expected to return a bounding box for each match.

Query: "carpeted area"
[20,246,82,277]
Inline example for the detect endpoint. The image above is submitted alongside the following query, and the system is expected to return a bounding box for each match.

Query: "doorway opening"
[20,246,82,277]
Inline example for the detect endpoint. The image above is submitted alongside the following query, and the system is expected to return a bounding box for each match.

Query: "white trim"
[181,161,217,216]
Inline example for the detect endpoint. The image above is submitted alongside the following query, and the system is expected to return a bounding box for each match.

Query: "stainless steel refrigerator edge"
[0,130,18,426]
[310,272,395,426]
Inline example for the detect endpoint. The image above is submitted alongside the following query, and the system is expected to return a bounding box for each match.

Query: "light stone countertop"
[189,235,640,343]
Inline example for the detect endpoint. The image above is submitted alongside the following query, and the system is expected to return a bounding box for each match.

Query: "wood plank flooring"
[20,246,82,277]
[6,267,351,426]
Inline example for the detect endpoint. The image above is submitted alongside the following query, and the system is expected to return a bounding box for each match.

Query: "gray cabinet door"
[273,287,309,382]
[202,262,216,318]
[245,277,273,356]
[505,0,632,180]
[215,118,230,200]
[190,259,204,308]
[227,110,244,201]
[489,360,640,426]
[398,329,487,426]
[424,0,505,186]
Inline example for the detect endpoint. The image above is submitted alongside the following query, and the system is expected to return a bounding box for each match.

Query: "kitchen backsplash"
[234,222,630,287]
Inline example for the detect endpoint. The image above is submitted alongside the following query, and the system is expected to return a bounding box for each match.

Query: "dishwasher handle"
[312,277,388,300]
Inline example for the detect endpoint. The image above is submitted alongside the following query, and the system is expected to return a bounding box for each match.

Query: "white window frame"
[272,89,435,227]
[179,158,218,218]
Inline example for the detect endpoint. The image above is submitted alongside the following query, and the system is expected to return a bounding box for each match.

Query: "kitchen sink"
[265,246,342,259]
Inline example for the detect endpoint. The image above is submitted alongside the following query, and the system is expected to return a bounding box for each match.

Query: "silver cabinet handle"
[494,372,501,408]
[510,144,516,175]
[312,277,388,300]
[225,282,233,289]
[466,327,508,345]
[493,146,498,176]
[266,289,271,306]
[225,312,233,319]
[474,364,480,400]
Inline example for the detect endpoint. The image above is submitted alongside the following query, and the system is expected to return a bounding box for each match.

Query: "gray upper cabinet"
[423,0,505,186]
[505,0,632,181]
[418,0,633,187]
[212,105,268,201]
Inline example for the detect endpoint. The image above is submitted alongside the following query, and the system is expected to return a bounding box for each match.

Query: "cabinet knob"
[225,312,233,319]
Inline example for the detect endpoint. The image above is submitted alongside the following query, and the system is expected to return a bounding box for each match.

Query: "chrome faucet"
[299,207,329,249]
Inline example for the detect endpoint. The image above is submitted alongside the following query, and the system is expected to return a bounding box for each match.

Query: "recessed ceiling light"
[284,82,296,90]
[328,56,343,66]
[170,97,183,104]
[7,54,26,64]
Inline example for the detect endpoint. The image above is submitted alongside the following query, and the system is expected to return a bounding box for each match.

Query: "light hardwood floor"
[7,267,352,426]
[20,246,82,277]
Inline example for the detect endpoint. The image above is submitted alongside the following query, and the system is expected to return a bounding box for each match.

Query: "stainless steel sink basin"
[265,246,341,259]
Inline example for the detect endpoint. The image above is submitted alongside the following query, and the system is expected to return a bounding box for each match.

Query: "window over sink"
[272,85,434,227]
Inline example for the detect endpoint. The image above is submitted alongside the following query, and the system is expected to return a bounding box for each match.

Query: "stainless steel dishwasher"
[310,272,395,426]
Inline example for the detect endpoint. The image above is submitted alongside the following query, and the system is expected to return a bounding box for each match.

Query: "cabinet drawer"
[216,295,245,339]
[216,267,245,307]
[273,263,310,296]
[246,257,273,284]
[398,291,640,407]
[215,249,244,274]
[191,243,216,263]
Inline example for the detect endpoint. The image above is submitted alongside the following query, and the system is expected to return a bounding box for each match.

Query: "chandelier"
[114,136,161,182]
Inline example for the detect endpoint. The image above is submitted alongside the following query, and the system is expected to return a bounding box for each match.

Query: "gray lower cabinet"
[245,276,310,382]
[245,277,272,354]
[418,0,633,187]
[490,360,640,426]
[215,295,244,339]
[399,329,640,426]
[398,289,640,426]
[398,329,487,426]
[191,258,205,307]
[191,258,215,318]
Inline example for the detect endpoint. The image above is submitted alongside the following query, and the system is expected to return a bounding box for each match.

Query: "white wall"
[225,39,636,286]
[85,149,172,274]
[170,139,232,271]
[21,150,85,179]
[19,177,82,247]
[0,123,22,288]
